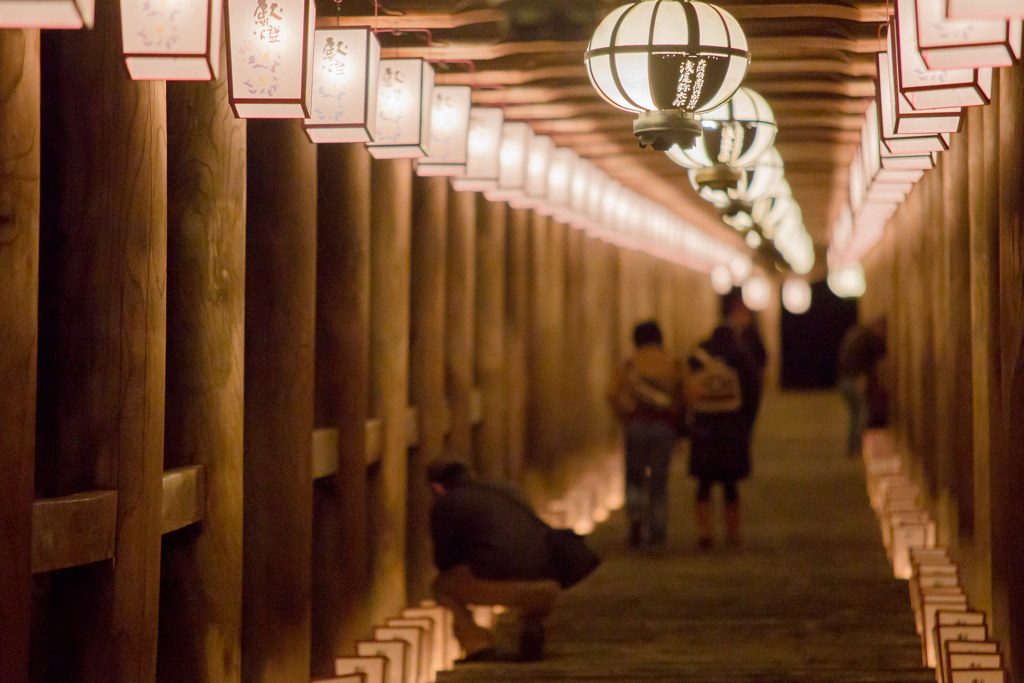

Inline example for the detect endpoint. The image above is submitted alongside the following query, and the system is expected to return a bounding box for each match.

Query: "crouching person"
[428,461,561,662]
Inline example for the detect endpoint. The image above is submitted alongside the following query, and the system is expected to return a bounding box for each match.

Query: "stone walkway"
[440,391,934,683]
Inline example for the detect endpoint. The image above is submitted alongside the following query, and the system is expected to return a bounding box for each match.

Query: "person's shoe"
[628,520,644,547]
[458,646,500,663]
[519,617,545,662]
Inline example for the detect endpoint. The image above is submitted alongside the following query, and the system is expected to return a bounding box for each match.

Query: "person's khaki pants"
[432,565,560,656]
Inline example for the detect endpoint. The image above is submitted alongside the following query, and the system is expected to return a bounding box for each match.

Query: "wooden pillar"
[445,188,477,464]
[242,119,316,683]
[367,158,412,625]
[35,6,167,680]
[582,236,617,450]
[617,249,638,361]
[563,225,587,459]
[312,143,372,674]
[407,175,448,605]
[158,53,245,683]
[474,197,508,481]
[505,208,530,484]
[0,28,39,683]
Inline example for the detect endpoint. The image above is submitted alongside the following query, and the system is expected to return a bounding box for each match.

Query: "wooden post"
[158,51,246,683]
[563,225,587,458]
[367,158,412,625]
[505,208,530,485]
[242,119,316,683]
[312,143,373,674]
[582,236,617,451]
[445,188,477,464]
[474,197,508,481]
[0,28,39,683]
[407,175,448,605]
[35,6,167,680]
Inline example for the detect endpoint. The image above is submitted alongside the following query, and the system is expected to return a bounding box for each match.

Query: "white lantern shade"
[741,275,771,311]
[947,0,1024,19]
[122,0,223,80]
[452,108,504,191]
[367,59,435,159]
[744,231,762,249]
[585,0,750,115]
[877,49,958,151]
[416,86,472,176]
[226,0,315,118]
[828,263,867,298]
[730,254,752,284]
[782,278,812,314]
[564,156,593,226]
[485,122,532,201]
[666,87,776,169]
[0,0,93,28]
[710,264,733,294]
[508,134,553,209]
[539,147,577,216]
[739,147,785,201]
[916,0,1022,69]
[586,170,608,227]
[303,27,380,143]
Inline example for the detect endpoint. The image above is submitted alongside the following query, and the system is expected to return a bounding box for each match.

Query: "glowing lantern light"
[876,49,955,154]
[782,278,812,315]
[539,147,577,217]
[585,169,609,229]
[509,134,553,209]
[585,0,750,151]
[226,0,316,118]
[745,231,762,249]
[739,147,785,202]
[886,27,965,133]
[484,122,532,201]
[828,263,867,298]
[730,254,752,284]
[741,275,771,311]
[916,0,1021,69]
[563,156,594,226]
[947,0,1024,19]
[303,27,380,143]
[0,0,93,28]
[894,1,993,109]
[416,86,472,176]
[121,0,223,80]
[366,59,435,159]
[452,108,505,192]
[710,265,733,294]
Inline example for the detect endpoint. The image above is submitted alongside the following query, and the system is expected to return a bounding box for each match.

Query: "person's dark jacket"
[837,324,886,379]
[687,325,761,482]
[430,481,556,581]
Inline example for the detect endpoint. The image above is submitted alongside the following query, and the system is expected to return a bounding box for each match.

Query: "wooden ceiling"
[320,0,887,250]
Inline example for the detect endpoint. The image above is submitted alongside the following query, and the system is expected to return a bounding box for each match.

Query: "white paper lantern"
[585,169,608,228]
[741,275,771,311]
[563,156,593,226]
[828,263,867,298]
[745,231,762,249]
[121,0,222,80]
[585,0,750,150]
[366,59,435,159]
[947,0,1024,19]
[485,122,532,201]
[508,134,553,209]
[665,87,777,170]
[452,108,505,192]
[876,48,956,153]
[0,0,93,28]
[539,147,577,217]
[710,264,733,294]
[782,278,812,314]
[416,86,472,177]
[302,27,380,143]
[226,0,315,118]
[730,254,752,284]
[916,0,1022,69]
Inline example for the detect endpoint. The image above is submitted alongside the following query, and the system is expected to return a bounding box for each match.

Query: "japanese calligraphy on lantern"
[416,86,472,176]
[121,0,223,80]
[304,27,380,143]
[367,59,435,159]
[226,0,315,118]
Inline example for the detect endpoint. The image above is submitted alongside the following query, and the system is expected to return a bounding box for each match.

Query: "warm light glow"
[665,87,777,168]
[916,0,1022,69]
[304,27,380,143]
[121,0,222,80]
[782,278,812,314]
[745,231,762,249]
[452,108,504,191]
[416,85,472,176]
[0,0,94,28]
[540,147,577,216]
[876,46,958,153]
[828,263,867,298]
[741,275,771,311]
[367,59,436,159]
[484,122,532,201]
[730,255,753,284]
[739,147,785,201]
[508,134,553,209]
[563,156,593,226]
[226,0,315,118]
[711,265,733,294]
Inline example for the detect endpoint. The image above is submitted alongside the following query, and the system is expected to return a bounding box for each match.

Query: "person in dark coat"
[428,462,560,662]
[836,318,887,457]
[687,312,761,550]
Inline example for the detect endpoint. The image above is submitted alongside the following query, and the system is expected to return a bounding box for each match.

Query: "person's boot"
[725,501,741,546]
[696,500,713,550]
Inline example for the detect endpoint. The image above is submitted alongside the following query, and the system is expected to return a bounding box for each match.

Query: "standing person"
[687,295,761,550]
[607,320,685,546]
[836,318,887,457]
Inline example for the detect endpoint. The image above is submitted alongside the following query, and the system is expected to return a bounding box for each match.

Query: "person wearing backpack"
[607,320,686,547]
[687,299,762,550]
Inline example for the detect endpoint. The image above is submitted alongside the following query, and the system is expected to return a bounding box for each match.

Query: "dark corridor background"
[781,280,858,390]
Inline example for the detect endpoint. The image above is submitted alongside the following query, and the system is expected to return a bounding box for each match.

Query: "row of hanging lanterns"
[827,0,1021,294]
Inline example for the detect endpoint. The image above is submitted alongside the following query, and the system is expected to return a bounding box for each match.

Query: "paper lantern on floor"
[741,275,771,311]
[782,278,812,315]
[894,1,993,109]
[946,0,1024,19]
[585,0,750,151]
[366,59,436,159]
[916,0,1021,68]
[484,122,532,201]
[452,108,505,191]
[303,27,380,143]
[121,0,223,79]
[876,48,957,153]
[416,86,472,176]
[226,0,315,118]
[0,0,93,28]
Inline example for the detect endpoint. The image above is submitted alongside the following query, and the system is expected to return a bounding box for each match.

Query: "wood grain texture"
[160,466,206,535]
[312,142,372,676]
[407,175,448,606]
[30,491,117,574]
[367,158,412,626]
[445,188,478,464]
[242,119,316,683]
[158,50,245,683]
[35,4,167,679]
[504,208,530,485]
[562,225,588,460]
[0,27,39,683]
[582,237,618,450]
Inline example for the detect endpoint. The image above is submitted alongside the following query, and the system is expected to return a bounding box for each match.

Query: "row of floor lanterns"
[827,0,1022,295]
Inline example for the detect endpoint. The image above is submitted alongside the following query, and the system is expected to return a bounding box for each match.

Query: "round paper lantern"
[745,231,762,249]
[730,254,752,284]
[828,263,867,298]
[710,264,733,294]
[782,278,812,314]
[585,0,750,151]
[741,275,771,311]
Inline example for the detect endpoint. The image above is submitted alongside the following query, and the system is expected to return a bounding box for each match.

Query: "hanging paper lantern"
[916,0,1022,69]
[585,0,750,151]
[226,0,316,118]
[416,86,473,176]
[560,156,593,226]
[710,265,733,294]
[0,0,93,28]
[730,254,753,284]
[741,275,771,311]
[876,48,956,154]
[485,122,533,201]
[366,59,436,159]
[828,263,867,298]
[539,147,577,217]
[782,278,812,315]
[946,0,1024,20]
[452,108,505,192]
[508,134,553,209]
[585,169,609,229]
[861,102,926,194]
[303,27,380,143]
[121,0,223,80]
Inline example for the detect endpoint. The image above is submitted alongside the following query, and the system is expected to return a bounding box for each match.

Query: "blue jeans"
[624,420,675,541]
[838,376,866,456]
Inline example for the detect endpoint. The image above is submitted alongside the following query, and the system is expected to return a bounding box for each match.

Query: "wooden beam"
[471,85,597,105]
[436,65,587,86]
[748,57,877,77]
[380,40,587,61]
[727,3,888,22]
[161,466,206,535]
[31,491,118,574]
[316,9,502,30]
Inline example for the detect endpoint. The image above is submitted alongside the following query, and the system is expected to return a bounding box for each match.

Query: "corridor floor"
[440,391,934,683]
